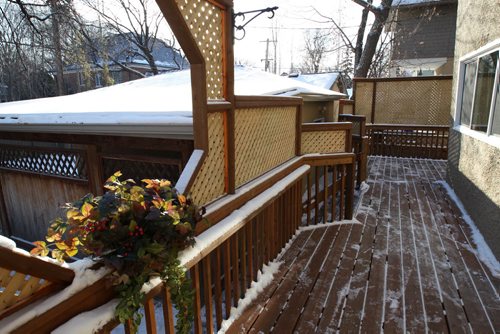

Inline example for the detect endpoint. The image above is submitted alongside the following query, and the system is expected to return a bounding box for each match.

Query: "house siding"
[392,3,457,60]
[448,0,500,257]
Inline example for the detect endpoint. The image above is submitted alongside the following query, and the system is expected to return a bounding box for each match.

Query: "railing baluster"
[162,288,175,334]
[314,166,319,225]
[231,234,240,307]
[213,249,223,330]
[340,165,346,220]
[202,257,214,333]
[307,171,311,225]
[332,165,337,221]
[323,165,328,223]
[191,264,202,334]
[240,229,247,294]
[246,222,254,286]
[223,240,232,317]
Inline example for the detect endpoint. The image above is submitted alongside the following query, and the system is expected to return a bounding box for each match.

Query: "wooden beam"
[0,246,75,284]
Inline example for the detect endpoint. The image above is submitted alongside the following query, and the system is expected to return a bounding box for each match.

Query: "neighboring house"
[449,0,500,257]
[62,33,189,95]
[287,72,349,119]
[388,0,458,76]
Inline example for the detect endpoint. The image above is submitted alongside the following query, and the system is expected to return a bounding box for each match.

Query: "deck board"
[225,157,500,334]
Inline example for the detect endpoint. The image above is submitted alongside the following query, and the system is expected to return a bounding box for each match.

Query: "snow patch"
[298,218,363,231]
[53,300,120,334]
[436,181,500,277]
[0,235,16,250]
[218,261,282,333]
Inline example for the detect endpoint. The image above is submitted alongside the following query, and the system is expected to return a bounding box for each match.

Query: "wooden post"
[371,81,377,124]
[85,145,103,195]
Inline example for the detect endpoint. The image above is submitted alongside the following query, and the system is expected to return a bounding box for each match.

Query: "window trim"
[454,38,500,148]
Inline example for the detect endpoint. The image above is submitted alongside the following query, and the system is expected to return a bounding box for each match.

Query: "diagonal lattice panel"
[0,146,87,180]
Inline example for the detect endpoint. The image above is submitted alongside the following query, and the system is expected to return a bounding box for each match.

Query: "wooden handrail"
[0,246,75,285]
[353,75,453,83]
[175,149,205,195]
[234,95,302,108]
[367,124,450,130]
[301,122,352,132]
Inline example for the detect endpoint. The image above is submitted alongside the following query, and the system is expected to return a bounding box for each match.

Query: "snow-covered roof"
[287,72,342,91]
[0,67,345,138]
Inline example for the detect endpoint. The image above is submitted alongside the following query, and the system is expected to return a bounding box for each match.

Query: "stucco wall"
[448,0,500,257]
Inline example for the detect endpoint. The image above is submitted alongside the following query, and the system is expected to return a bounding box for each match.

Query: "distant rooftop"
[287,72,342,92]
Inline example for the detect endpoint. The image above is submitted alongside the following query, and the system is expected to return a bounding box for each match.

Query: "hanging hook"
[233,6,279,41]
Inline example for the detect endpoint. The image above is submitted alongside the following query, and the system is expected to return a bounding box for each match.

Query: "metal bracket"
[233,6,279,40]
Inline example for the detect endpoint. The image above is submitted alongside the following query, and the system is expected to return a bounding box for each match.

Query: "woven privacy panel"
[0,146,87,180]
[176,0,224,100]
[103,158,181,184]
[235,107,296,187]
[190,112,226,205]
[374,80,451,125]
[343,104,354,115]
[301,131,346,154]
[0,268,50,312]
[354,82,374,120]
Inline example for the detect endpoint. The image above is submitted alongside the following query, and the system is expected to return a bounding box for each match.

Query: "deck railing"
[366,124,449,159]
[95,153,355,334]
[338,114,368,186]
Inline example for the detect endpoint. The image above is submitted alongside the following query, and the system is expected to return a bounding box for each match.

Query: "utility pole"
[260,38,277,72]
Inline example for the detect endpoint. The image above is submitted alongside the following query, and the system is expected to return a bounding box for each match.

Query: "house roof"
[287,72,342,91]
[64,33,188,72]
[0,67,345,139]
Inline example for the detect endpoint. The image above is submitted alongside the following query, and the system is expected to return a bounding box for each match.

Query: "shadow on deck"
[228,156,500,333]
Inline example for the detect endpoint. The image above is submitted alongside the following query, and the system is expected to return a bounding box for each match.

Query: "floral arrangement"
[31,172,204,333]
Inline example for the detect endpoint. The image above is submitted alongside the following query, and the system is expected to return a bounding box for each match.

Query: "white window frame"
[95,72,103,88]
[454,38,500,148]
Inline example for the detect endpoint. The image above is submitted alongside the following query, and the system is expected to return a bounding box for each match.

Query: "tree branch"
[351,0,380,15]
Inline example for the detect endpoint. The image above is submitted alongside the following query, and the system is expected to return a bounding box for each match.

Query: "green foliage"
[32,172,204,333]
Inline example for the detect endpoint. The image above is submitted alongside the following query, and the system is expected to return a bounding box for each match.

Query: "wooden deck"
[228,156,500,333]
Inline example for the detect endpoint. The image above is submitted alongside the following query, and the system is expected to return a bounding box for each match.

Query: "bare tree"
[80,0,167,76]
[314,0,394,78]
[300,29,331,74]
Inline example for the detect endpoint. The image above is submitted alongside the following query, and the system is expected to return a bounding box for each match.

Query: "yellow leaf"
[46,232,62,243]
[160,180,171,187]
[81,202,93,217]
[52,249,65,262]
[65,248,78,257]
[55,241,69,250]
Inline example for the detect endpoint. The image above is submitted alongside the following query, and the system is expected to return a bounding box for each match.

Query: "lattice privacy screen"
[0,268,49,313]
[354,79,452,125]
[190,112,226,205]
[234,107,296,187]
[374,80,451,125]
[301,131,346,154]
[354,82,374,120]
[176,0,225,100]
[0,146,87,180]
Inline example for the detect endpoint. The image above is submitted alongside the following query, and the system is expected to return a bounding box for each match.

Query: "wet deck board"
[226,157,500,333]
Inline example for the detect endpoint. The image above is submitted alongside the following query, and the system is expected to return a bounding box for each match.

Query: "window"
[111,71,122,84]
[457,39,500,140]
[95,72,102,87]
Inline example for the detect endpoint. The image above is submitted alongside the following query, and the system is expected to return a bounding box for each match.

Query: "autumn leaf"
[177,194,186,205]
[30,241,49,257]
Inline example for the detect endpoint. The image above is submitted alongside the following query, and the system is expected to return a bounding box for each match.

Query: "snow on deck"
[227,156,500,333]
